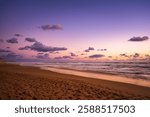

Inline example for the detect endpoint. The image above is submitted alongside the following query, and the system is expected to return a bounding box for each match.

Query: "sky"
[0,0,150,61]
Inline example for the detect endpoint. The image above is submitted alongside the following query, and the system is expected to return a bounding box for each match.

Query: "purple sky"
[0,0,150,61]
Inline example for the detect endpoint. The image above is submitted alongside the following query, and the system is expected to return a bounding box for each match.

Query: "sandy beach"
[0,62,150,100]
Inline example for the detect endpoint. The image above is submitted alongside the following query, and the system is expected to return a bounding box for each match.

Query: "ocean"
[16,61,150,81]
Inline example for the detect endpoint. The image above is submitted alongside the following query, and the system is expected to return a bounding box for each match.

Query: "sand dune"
[0,62,150,100]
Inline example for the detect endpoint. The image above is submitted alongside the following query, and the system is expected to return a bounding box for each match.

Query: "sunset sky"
[0,0,150,61]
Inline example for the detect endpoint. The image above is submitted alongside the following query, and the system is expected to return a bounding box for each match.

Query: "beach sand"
[0,62,150,100]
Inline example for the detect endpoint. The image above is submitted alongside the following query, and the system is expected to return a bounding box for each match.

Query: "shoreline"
[42,67,150,88]
[14,61,150,88]
[0,62,150,99]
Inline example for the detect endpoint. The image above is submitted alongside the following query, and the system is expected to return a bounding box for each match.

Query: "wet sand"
[0,62,150,100]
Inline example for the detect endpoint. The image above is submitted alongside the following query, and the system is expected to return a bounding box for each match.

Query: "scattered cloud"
[53,51,59,54]
[14,34,22,37]
[89,54,104,58]
[145,54,150,58]
[120,53,140,58]
[120,53,129,57]
[18,46,29,50]
[132,53,140,58]
[84,49,89,52]
[54,56,72,59]
[97,49,107,51]
[145,55,150,60]
[0,52,22,60]
[108,56,112,58]
[39,24,63,31]
[81,53,85,55]
[54,57,62,59]
[0,49,11,53]
[7,38,18,44]
[18,42,67,52]
[6,52,22,59]
[128,36,149,42]
[70,52,77,56]
[25,37,37,42]
[62,56,72,59]
[84,47,94,52]
[36,53,50,59]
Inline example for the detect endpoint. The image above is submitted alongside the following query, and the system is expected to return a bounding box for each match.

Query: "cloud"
[128,36,149,42]
[84,49,89,52]
[25,37,37,42]
[54,56,72,59]
[132,53,140,58]
[14,34,22,37]
[53,51,59,54]
[0,49,11,53]
[7,38,18,43]
[108,56,112,58]
[89,54,104,58]
[39,24,63,31]
[18,46,29,50]
[18,42,67,52]
[120,53,140,59]
[97,49,107,51]
[145,54,150,58]
[84,47,94,52]
[145,54,150,60]
[6,52,22,59]
[70,52,76,56]
[81,53,85,55]
[62,56,72,59]
[36,53,49,59]
[0,52,22,60]
[120,53,129,57]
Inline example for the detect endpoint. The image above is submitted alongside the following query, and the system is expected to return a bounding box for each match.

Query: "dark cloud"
[7,38,18,43]
[18,42,67,52]
[0,52,22,61]
[54,57,62,59]
[6,52,22,59]
[81,53,85,55]
[55,56,72,59]
[18,46,29,50]
[25,38,37,42]
[128,36,149,42]
[36,53,49,59]
[132,53,140,58]
[14,34,22,37]
[84,47,94,52]
[98,49,107,51]
[89,54,104,58]
[84,49,89,52]
[120,53,129,57]
[145,54,150,58]
[108,56,112,58]
[62,56,72,59]
[39,24,63,31]
[88,47,94,50]
[70,52,76,56]
[120,53,140,58]
[145,55,150,60]
[0,49,11,53]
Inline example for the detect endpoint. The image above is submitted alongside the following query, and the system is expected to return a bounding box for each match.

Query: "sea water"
[17,61,150,81]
